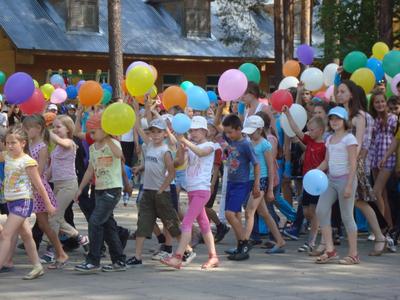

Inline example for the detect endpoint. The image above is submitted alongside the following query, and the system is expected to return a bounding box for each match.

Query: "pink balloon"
[391,74,400,96]
[126,61,151,76]
[325,85,334,101]
[20,88,46,115]
[218,69,248,101]
[50,88,67,104]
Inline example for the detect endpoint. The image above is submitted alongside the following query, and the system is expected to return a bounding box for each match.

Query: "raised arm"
[282,105,305,140]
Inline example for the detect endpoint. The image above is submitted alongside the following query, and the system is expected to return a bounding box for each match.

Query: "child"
[315,107,359,265]
[0,126,56,279]
[22,115,69,268]
[74,113,126,272]
[218,113,260,260]
[283,108,326,252]
[127,118,181,267]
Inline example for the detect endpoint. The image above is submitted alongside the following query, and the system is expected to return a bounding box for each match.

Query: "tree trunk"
[274,0,283,82]
[300,0,311,45]
[283,0,294,60]
[377,0,393,47]
[108,0,123,101]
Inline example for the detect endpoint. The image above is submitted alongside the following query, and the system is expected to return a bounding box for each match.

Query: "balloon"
[126,61,151,76]
[50,74,64,86]
[66,85,78,99]
[386,81,394,98]
[366,58,384,82]
[343,51,367,73]
[150,65,158,81]
[149,85,158,98]
[162,86,187,110]
[372,42,389,60]
[101,102,136,135]
[33,79,39,88]
[186,85,210,111]
[300,67,324,91]
[78,80,103,106]
[385,73,393,82]
[101,89,112,105]
[180,81,194,91]
[171,113,191,134]
[218,69,248,101]
[278,76,299,90]
[207,90,218,103]
[366,94,372,109]
[50,88,67,104]
[0,94,2,102]
[279,104,307,137]
[76,80,85,90]
[323,63,339,86]
[382,50,400,78]
[101,83,112,94]
[0,71,6,85]
[303,169,329,196]
[4,72,35,104]
[270,89,293,112]
[325,85,335,100]
[40,84,55,100]
[20,88,46,115]
[126,66,155,97]
[350,68,375,94]
[283,60,301,77]
[391,74,400,96]
[239,63,261,84]
[296,44,314,65]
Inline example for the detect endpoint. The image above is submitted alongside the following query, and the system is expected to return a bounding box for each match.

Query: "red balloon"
[20,88,46,115]
[270,89,293,112]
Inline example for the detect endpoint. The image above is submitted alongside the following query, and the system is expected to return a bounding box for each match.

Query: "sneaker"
[23,264,44,280]
[152,250,172,261]
[367,233,376,241]
[40,251,55,264]
[74,262,101,273]
[224,247,237,255]
[283,227,299,241]
[214,224,230,243]
[298,242,314,253]
[227,243,250,261]
[386,235,397,253]
[102,261,126,272]
[126,256,143,267]
[182,250,197,266]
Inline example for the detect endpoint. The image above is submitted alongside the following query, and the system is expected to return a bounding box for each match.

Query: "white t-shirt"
[143,142,171,191]
[185,141,215,192]
[327,133,358,177]
[121,128,134,142]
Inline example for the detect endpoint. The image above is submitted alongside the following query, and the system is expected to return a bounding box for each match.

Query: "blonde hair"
[6,125,29,153]
[55,115,75,139]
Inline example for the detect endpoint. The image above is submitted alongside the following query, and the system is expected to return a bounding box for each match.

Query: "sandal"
[48,260,68,270]
[160,254,182,270]
[315,250,338,264]
[339,255,360,265]
[368,240,386,256]
[201,254,219,270]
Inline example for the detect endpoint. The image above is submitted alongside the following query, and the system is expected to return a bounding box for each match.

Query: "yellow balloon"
[101,102,136,136]
[149,85,158,98]
[350,68,375,94]
[33,79,39,88]
[372,42,389,60]
[126,66,154,96]
[40,83,55,100]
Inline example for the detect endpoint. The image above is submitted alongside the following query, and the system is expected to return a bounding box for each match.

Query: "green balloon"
[180,81,194,91]
[343,51,367,73]
[0,71,6,85]
[382,50,400,78]
[101,89,112,105]
[239,63,261,84]
[366,93,371,109]
[386,81,394,98]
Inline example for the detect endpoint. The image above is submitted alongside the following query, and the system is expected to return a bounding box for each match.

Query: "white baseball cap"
[141,118,149,130]
[149,118,167,130]
[242,115,264,135]
[190,116,208,131]
[48,104,58,111]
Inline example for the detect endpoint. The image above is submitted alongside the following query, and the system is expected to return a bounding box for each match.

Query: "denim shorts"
[225,181,252,213]
[249,177,268,192]
[174,170,187,191]
[7,199,33,218]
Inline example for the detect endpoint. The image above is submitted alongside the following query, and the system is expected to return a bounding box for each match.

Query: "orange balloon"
[122,79,128,94]
[150,65,158,81]
[135,95,145,105]
[283,60,301,77]
[78,80,103,106]
[162,86,187,110]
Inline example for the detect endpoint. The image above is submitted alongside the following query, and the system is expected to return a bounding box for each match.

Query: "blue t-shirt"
[0,161,4,203]
[275,114,284,148]
[249,138,272,180]
[223,134,258,183]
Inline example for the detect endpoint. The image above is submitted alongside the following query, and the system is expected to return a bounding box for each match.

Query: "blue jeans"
[86,188,126,266]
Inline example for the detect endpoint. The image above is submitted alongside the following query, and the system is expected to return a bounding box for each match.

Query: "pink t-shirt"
[51,143,77,181]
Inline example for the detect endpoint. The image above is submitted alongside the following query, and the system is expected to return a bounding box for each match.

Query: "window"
[67,0,99,32]
[205,75,219,92]
[162,74,182,90]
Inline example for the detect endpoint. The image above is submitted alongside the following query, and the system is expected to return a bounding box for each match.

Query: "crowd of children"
[0,67,400,280]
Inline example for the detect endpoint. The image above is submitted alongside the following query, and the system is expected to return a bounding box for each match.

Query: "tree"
[283,0,294,60]
[300,0,312,45]
[108,0,123,100]
[377,0,394,47]
[274,0,283,79]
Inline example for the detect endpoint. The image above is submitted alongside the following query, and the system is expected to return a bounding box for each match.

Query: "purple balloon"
[4,72,35,104]
[126,61,150,76]
[297,44,315,65]
[76,80,86,91]
[218,69,248,101]
[391,74,400,96]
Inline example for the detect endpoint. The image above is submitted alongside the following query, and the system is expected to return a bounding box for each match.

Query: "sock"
[157,233,166,244]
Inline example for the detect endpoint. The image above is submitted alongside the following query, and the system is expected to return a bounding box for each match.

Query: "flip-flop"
[265,245,285,254]
[0,266,15,273]
[48,260,68,270]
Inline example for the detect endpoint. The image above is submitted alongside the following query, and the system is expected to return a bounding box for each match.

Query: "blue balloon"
[186,86,210,111]
[66,85,78,99]
[171,113,191,134]
[303,169,329,196]
[366,58,384,82]
[50,74,64,86]
[207,90,218,103]
[238,102,246,115]
[0,94,2,102]
[101,83,113,94]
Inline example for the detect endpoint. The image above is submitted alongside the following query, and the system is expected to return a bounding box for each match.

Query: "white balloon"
[323,63,338,86]
[278,76,299,90]
[280,104,307,137]
[300,67,324,91]
[385,73,393,82]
